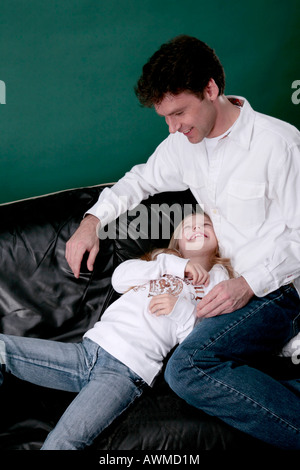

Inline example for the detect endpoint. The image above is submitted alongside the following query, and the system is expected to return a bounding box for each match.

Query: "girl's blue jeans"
[0,336,146,449]
[1,285,299,450]
[165,284,300,449]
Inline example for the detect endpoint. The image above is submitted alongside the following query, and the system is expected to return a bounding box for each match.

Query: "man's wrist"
[82,213,100,226]
[241,275,253,289]
[240,276,255,299]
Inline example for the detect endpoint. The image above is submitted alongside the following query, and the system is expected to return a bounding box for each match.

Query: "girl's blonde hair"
[141,213,235,279]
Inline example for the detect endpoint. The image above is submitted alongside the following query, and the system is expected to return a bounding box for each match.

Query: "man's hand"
[65,214,100,278]
[185,261,210,286]
[196,277,254,318]
[149,293,178,316]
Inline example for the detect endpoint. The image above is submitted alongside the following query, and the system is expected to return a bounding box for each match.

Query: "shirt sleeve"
[86,134,188,227]
[111,254,189,294]
[241,142,300,297]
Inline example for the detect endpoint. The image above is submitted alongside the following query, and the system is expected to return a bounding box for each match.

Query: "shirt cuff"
[86,201,112,228]
[241,264,275,297]
[168,296,196,325]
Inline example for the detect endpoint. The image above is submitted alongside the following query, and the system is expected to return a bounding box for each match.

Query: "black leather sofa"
[0,184,289,450]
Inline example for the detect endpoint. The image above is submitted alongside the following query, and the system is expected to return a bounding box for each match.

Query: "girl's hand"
[185,261,210,286]
[149,294,178,316]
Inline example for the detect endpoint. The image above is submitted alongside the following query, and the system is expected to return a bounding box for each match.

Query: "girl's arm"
[169,297,197,343]
[149,293,196,342]
[112,253,189,293]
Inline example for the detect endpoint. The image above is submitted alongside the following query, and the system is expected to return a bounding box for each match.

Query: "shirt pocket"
[227,180,266,228]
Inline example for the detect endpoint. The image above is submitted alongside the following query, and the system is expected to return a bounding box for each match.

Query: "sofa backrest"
[0,185,197,342]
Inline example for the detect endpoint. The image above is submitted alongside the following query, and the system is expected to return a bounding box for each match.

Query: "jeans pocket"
[82,338,100,370]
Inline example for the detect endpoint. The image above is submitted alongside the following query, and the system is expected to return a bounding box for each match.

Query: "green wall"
[0,0,299,204]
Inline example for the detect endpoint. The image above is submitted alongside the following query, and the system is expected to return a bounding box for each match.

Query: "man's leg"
[165,285,300,449]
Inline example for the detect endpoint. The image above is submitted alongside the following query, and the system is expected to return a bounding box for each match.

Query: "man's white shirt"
[88,96,300,299]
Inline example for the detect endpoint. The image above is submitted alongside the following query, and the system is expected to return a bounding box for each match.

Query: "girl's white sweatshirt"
[84,254,229,385]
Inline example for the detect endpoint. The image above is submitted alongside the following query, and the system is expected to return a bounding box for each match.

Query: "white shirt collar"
[226,96,256,150]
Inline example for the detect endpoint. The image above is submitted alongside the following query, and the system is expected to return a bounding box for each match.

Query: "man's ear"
[204,78,219,102]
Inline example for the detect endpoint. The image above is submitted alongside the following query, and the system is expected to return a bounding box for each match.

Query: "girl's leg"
[0,335,146,449]
[0,334,98,392]
[42,347,146,450]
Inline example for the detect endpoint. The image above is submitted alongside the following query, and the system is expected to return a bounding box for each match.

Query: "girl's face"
[177,214,218,257]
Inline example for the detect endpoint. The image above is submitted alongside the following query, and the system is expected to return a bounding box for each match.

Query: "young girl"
[0,213,233,450]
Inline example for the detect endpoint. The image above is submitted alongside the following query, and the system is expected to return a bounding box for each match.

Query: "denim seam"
[293,312,300,336]
[189,363,300,434]
[199,293,277,352]
[5,352,85,378]
[86,380,143,447]
[86,347,100,381]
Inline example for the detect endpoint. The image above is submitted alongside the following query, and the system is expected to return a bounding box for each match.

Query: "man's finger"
[199,303,229,318]
[197,289,223,317]
[70,244,88,278]
[87,243,100,272]
[197,289,216,308]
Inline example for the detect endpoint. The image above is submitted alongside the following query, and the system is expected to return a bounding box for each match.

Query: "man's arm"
[65,214,100,278]
[65,133,188,277]
[198,139,300,318]
[240,143,300,298]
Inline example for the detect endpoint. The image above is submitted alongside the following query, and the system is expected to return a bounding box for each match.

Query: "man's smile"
[182,127,193,136]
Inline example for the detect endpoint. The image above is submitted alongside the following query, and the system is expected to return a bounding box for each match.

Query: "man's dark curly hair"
[135,35,225,107]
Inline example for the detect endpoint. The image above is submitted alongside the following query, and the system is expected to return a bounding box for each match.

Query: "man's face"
[154,91,217,143]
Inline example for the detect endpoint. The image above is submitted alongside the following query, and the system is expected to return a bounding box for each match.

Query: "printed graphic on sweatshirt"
[148,275,184,297]
[132,275,205,302]
[191,284,205,301]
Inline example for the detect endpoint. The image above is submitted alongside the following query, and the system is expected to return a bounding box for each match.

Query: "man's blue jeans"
[0,336,146,449]
[165,284,300,449]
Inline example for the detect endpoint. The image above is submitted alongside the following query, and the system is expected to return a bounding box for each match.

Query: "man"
[66,35,300,448]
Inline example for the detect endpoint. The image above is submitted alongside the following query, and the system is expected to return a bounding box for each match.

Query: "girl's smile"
[177,214,218,268]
